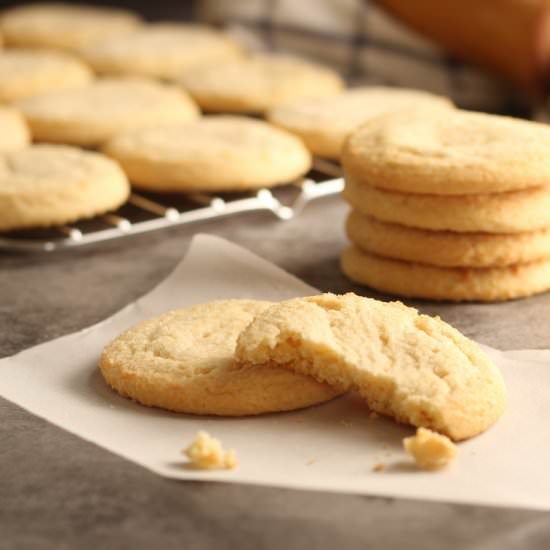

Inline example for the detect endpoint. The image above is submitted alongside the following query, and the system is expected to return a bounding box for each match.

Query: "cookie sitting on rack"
[0,3,143,52]
[103,116,312,192]
[178,54,344,114]
[17,77,199,147]
[267,87,453,160]
[0,145,130,231]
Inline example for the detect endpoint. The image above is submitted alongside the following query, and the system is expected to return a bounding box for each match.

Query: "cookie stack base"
[341,246,550,302]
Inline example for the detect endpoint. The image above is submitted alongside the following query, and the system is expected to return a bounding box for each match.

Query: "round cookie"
[0,3,142,52]
[103,116,312,192]
[341,246,550,302]
[18,77,199,147]
[347,211,550,268]
[343,177,550,233]
[179,54,345,113]
[0,107,30,153]
[81,23,242,80]
[267,87,453,159]
[0,49,93,103]
[99,300,341,416]
[0,144,129,231]
[343,108,550,195]
[235,293,506,440]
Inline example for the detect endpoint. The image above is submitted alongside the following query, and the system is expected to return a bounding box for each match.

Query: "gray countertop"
[2,195,550,550]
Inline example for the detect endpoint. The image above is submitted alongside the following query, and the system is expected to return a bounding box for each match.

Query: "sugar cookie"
[103,116,311,192]
[18,77,199,146]
[0,107,30,153]
[346,211,550,267]
[343,177,550,233]
[0,49,93,103]
[81,23,242,79]
[236,293,506,440]
[100,300,341,415]
[341,246,550,302]
[179,54,345,113]
[0,3,142,51]
[343,108,550,195]
[268,87,452,159]
[0,144,129,231]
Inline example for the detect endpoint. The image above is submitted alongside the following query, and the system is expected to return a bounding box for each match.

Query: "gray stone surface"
[1,195,550,549]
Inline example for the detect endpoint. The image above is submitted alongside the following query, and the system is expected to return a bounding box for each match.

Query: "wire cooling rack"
[0,158,344,253]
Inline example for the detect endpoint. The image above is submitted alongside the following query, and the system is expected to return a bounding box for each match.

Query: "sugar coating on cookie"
[81,23,242,79]
[99,300,341,416]
[0,3,142,51]
[403,428,457,470]
[184,431,237,470]
[346,211,550,268]
[0,49,93,103]
[0,107,30,153]
[341,246,550,302]
[343,108,550,195]
[236,293,507,440]
[267,87,453,159]
[179,54,345,113]
[0,144,129,231]
[344,177,550,233]
[18,77,199,147]
[103,116,312,192]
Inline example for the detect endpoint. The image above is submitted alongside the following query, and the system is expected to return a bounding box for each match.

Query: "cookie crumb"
[403,428,457,470]
[184,431,238,470]
[372,463,385,472]
[306,458,316,465]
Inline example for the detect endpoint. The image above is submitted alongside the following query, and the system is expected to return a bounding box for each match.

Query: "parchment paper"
[1,234,549,511]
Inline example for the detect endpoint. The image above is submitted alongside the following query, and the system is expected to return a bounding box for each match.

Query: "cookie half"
[103,116,312,192]
[343,108,550,195]
[81,23,242,80]
[343,177,550,233]
[0,3,142,51]
[18,77,199,147]
[0,49,93,103]
[347,210,550,268]
[179,54,344,113]
[0,107,30,153]
[236,293,506,440]
[0,144,129,231]
[341,246,550,302]
[100,300,341,415]
[267,87,453,159]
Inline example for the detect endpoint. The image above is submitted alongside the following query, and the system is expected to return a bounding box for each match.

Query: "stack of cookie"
[341,107,550,302]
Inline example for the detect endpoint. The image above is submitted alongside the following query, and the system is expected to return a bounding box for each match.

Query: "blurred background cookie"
[0,48,93,103]
[0,107,30,153]
[179,54,344,113]
[80,23,242,80]
[18,77,199,146]
[0,3,142,52]
[103,116,311,192]
[267,87,452,160]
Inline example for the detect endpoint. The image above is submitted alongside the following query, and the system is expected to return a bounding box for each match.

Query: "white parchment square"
[2,234,550,511]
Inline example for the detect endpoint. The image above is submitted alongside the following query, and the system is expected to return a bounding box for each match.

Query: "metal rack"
[0,158,344,253]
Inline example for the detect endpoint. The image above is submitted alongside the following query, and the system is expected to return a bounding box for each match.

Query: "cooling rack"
[0,158,344,253]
